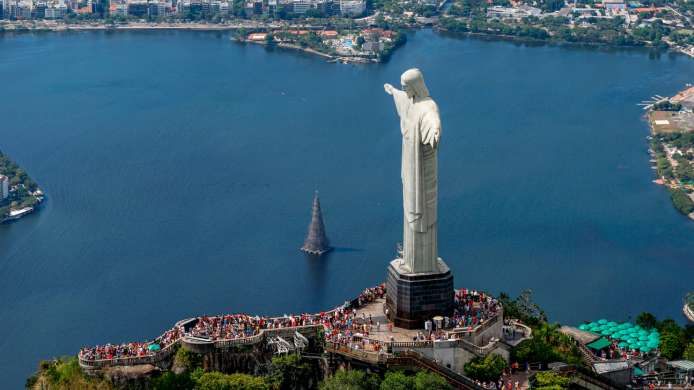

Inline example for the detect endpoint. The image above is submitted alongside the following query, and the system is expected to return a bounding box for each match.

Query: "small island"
[238,27,407,64]
[0,150,44,223]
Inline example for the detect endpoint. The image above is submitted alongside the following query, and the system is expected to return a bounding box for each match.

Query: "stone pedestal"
[385,258,454,329]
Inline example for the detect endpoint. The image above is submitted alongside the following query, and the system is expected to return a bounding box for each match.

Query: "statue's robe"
[391,89,441,274]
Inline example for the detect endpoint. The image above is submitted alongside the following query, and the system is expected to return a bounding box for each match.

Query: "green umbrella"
[601,330,612,336]
[621,322,633,328]
[147,344,161,351]
[578,324,588,330]
[640,346,651,353]
[618,334,631,340]
[627,338,638,344]
[649,332,659,339]
[629,332,640,338]
[639,335,649,341]
[618,342,628,348]
[638,330,649,336]
[598,319,608,325]
[587,322,598,328]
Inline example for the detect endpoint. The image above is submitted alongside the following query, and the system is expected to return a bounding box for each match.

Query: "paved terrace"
[78,285,529,370]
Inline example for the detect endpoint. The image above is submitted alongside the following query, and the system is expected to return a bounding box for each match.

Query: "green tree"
[174,346,202,371]
[499,290,546,326]
[635,312,658,330]
[380,371,414,390]
[658,319,689,361]
[533,371,570,390]
[319,370,380,390]
[151,371,196,390]
[684,342,694,361]
[268,354,316,390]
[196,372,269,390]
[413,370,452,390]
[669,188,694,215]
[464,354,507,382]
[512,323,581,365]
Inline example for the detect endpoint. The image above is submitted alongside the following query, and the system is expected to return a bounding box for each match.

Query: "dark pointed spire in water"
[301,191,332,256]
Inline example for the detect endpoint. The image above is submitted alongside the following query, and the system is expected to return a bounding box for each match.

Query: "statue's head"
[400,68,430,100]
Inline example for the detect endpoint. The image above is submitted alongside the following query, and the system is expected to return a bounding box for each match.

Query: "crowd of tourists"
[451,288,501,330]
[79,285,387,362]
[79,284,503,363]
[79,326,182,361]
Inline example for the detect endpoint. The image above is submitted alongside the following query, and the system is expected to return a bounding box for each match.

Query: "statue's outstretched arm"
[384,83,409,117]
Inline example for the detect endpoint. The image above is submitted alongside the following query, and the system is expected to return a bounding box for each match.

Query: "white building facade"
[0,175,9,200]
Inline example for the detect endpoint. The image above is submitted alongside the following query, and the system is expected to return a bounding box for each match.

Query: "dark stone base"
[385,258,455,329]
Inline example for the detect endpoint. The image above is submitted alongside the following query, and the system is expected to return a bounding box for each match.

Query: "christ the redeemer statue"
[384,68,442,275]
[384,68,453,329]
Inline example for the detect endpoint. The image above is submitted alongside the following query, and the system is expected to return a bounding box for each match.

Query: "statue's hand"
[384,83,394,95]
[423,126,440,148]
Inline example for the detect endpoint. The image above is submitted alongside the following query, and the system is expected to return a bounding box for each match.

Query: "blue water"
[0,29,693,388]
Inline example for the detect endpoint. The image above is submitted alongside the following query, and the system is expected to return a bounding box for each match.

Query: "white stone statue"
[384,68,442,274]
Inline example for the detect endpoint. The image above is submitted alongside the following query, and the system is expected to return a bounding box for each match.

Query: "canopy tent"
[587,337,612,350]
[576,320,660,350]
[147,344,161,351]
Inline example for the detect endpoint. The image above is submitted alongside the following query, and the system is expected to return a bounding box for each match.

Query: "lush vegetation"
[635,312,694,360]
[499,289,547,327]
[28,350,452,390]
[440,14,650,46]
[668,187,694,215]
[319,369,451,390]
[464,353,507,382]
[511,323,583,367]
[500,290,582,368]
[531,371,571,390]
[650,132,694,216]
[0,150,41,219]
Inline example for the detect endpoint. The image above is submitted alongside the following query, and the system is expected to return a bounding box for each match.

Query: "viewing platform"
[78,285,532,386]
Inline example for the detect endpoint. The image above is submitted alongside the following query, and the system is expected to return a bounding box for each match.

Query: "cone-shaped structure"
[300,191,332,255]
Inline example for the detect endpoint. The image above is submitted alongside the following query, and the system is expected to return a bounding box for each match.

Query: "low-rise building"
[603,0,625,10]
[127,0,148,16]
[339,0,363,16]
[292,0,310,14]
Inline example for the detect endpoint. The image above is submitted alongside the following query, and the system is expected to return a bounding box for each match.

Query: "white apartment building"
[339,0,364,16]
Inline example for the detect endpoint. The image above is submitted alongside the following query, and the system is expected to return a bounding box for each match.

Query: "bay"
[0,29,693,388]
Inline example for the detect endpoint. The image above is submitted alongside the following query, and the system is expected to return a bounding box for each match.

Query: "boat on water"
[2,206,34,222]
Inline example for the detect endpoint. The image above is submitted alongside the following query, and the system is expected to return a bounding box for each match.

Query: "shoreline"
[3,22,693,62]
[645,85,694,221]
[436,27,693,58]
[239,38,379,64]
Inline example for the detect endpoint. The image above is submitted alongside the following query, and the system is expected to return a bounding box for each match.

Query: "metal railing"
[78,340,180,369]
[390,350,486,390]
